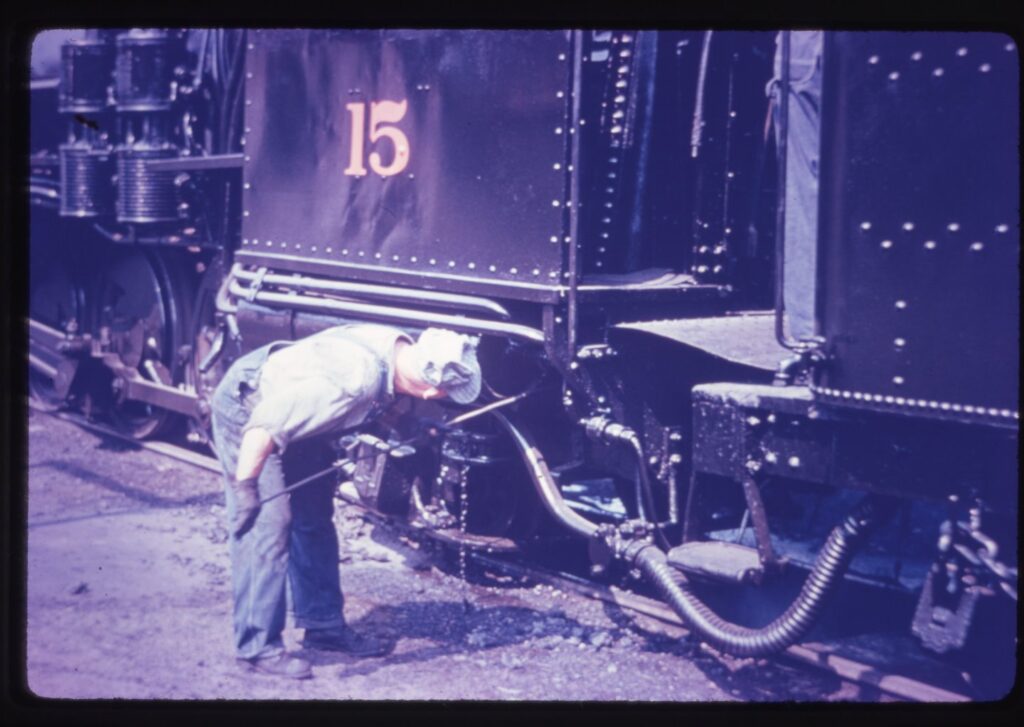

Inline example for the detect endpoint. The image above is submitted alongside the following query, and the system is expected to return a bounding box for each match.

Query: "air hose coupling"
[580,415,640,447]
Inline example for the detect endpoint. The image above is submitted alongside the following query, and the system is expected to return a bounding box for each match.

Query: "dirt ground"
[23,407,875,703]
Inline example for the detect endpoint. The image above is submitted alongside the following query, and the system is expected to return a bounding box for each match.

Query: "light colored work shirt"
[243,324,412,452]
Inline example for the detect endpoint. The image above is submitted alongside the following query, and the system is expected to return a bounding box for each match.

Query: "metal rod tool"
[256,389,535,506]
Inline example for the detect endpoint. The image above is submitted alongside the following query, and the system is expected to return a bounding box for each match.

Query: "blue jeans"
[211,345,345,660]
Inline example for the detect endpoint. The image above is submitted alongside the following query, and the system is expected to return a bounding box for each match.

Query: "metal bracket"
[576,343,618,361]
[772,343,827,386]
[911,499,1016,653]
[911,568,981,654]
[589,519,655,576]
[741,474,780,570]
[245,266,268,303]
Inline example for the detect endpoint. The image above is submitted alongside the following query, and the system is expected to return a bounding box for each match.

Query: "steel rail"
[28,401,222,473]
[337,478,973,702]
[465,552,972,704]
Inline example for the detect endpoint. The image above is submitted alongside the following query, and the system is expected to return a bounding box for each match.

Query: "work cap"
[413,328,482,404]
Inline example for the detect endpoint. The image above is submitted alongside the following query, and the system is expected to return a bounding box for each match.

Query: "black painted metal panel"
[816,32,1019,423]
[689,32,777,288]
[240,29,571,287]
[692,383,1018,504]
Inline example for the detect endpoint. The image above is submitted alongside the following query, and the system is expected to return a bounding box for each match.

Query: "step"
[667,541,765,584]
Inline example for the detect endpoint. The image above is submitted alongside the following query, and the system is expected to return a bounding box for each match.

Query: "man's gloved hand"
[231,476,261,538]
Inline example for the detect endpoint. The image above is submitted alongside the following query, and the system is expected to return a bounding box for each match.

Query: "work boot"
[237,652,313,680]
[302,626,393,657]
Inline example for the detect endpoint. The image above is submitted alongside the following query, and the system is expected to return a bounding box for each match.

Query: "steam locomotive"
[27,29,1018,693]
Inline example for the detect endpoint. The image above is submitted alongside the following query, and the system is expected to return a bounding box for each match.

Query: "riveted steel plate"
[240,29,572,288]
[816,32,1019,421]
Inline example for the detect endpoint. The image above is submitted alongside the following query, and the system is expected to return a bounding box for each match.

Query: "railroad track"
[30,403,225,474]
[28,402,974,703]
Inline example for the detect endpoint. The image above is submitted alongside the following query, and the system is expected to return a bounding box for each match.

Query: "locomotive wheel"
[28,262,84,411]
[92,249,193,439]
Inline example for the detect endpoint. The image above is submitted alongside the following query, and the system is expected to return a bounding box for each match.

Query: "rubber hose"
[635,496,883,657]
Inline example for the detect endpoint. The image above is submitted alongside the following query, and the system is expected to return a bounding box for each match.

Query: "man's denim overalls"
[211,342,351,660]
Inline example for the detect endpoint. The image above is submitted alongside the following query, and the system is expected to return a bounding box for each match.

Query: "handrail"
[227,279,545,344]
[232,266,512,320]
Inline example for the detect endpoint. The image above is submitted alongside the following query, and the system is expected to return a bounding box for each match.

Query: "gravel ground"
[23,407,877,702]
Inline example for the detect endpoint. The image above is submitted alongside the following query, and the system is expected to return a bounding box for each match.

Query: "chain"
[940,501,1019,602]
[458,463,473,613]
[966,526,1018,601]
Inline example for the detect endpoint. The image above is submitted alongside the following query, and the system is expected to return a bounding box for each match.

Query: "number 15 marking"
[344,100,410,177]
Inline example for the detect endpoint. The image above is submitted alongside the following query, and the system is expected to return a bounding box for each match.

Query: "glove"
[231,476,261,538]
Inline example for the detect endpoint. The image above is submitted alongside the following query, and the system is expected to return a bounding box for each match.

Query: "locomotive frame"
[24,27,1018,695]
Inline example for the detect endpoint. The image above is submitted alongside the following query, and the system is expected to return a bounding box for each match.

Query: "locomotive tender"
[28,28,1018,686]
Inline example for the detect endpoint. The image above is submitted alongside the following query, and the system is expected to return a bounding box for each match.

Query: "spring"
[59,144,114,217]
[115,146,179,223]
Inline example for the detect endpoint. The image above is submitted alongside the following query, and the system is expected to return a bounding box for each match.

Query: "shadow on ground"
[30,459,223,510]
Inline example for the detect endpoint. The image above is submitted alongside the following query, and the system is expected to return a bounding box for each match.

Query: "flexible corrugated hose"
[635,496,886,657]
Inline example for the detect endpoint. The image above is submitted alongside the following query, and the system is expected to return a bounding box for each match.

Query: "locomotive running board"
[616,312,790,371]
